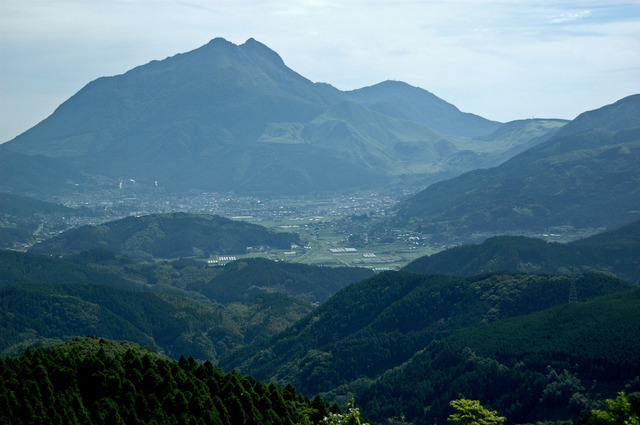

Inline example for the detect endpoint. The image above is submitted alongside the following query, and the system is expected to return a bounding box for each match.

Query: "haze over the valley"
[2,0,640,143]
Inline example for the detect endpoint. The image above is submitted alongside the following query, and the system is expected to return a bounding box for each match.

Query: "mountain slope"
[2,39,350,194]
[359,288,640,424]
[28,212,299,260]
[0,146,89,196]
[395,94,640,238]
[6,38,335,159]
[474,118,567,164]
[0,250,316,360]
[0,337,335,425]
[219,271,633,397]
[196,257,374,304]
[301,100,469,175]
[2,38,535,197]
[0,192,84,249]
[555,94,640,138]
[0,281,312,360]
[0,249,140,291]
[343,80,501,138]
[402,219,640,282]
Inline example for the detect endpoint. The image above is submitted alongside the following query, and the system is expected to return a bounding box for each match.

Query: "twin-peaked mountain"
[2,37,559,197]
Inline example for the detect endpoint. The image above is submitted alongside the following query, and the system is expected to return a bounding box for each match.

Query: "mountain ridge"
[342,80,501,138]
[394,94,640,238]
[28,212,300,261]
[2,37,556,197]
[402,219,640,282]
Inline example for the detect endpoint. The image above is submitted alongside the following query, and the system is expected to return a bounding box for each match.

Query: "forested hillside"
[0,282,313,360]
[0,337,337,424]
[196,258,373,304]
[0,249,139,291]
[0,250,321,360]
[32,247,371,305]
[2,247,638,424]
[220,271,634,400]
[403,219,640,282]
[29,212,299,260]
[394,95,640,238]
[359,288,640,424]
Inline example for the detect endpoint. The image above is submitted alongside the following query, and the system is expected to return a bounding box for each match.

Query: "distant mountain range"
[2,37,566,197]
[403,219,640,282]
[394,94,640,237]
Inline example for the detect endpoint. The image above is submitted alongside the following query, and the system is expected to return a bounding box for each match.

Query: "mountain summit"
[2,37,514,196]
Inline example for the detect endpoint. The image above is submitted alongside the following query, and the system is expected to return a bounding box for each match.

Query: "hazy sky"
[1,0,639,142]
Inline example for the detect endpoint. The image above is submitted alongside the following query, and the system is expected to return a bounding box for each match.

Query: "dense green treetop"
[0,336,337,425]
[447,399,506,425]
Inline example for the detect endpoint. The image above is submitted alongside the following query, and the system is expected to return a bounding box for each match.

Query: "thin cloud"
[548,10,593,24]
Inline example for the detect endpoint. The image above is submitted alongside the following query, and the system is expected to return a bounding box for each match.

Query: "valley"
[24,185,598,272]
[0,35,638,425]
[16,187,430,269]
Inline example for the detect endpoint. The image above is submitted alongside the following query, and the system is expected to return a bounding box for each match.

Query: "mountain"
[359,288,640,424]
[473,118,567,164]
[0,250,317,360]
[554,93,640,138]
[0,146,90,196]
[0,337,336,424]
[394,94,640,239]
[195,257,374,304]
[402,219,640,282]
[219,271,633,398]
[0,281,312,360]
[28,212,299,260]
[1,38,561,198]
[0,249,140,291]
[342,80,501,138]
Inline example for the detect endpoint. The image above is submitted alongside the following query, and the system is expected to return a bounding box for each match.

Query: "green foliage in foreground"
[320,400,370,425]
[0,337,337,425]
[447,399,506,425]
[577,392,640,425]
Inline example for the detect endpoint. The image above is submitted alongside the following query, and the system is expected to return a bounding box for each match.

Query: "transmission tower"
[569,265,578,303]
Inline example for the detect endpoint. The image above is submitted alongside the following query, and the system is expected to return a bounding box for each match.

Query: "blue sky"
[1,0,639,142]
